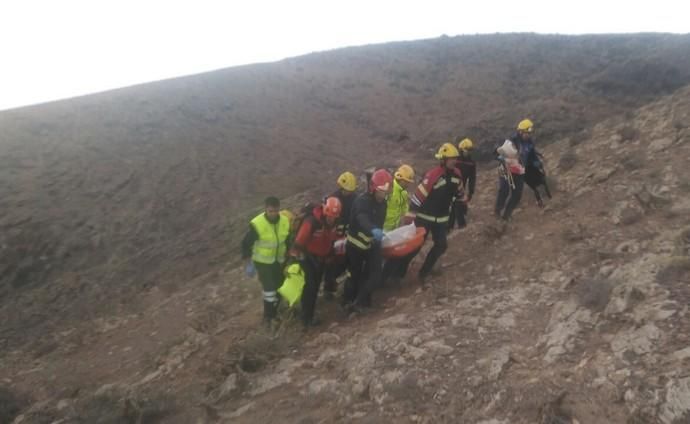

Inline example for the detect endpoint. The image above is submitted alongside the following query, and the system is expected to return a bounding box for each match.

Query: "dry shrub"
[675,227,690,256]
[538,392,572,424]
[73,392,174,424]
[618,125,640,142]
[679,180,690,193]
[621,153,645,170]
[562,223,587,243]
[545,175,559,192]
[656,257,690,284]
[0,387,24,424]
[222,327,300,377]
[618,206,644,226]
[575,279,612,312]
[558,151,577,172]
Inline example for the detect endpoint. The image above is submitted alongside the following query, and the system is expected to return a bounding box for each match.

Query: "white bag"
[382,224,417,247]
[333,238,346,255]
[497,139,518,159]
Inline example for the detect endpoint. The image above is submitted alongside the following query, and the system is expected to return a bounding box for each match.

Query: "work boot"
[350,302,371,316]
[261,317,272,331]
[302,317,322,331]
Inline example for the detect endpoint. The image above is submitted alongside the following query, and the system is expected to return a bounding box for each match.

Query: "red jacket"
[290,207,341,258]
[410,165,463,219]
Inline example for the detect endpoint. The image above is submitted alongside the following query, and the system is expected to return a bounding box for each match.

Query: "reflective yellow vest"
[250,213,290,264]
[383,179,409,231]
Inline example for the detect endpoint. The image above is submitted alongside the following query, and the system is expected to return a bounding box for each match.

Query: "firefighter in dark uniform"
[322,171,358,299]
[449,138,477,229]
[407,143,464,285]
[343,169,392,310]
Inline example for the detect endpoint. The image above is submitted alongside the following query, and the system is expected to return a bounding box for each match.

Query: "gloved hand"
[401,212,416,226]
[371,228,384,242]
[497,155,506,163]
[245,261,256,278]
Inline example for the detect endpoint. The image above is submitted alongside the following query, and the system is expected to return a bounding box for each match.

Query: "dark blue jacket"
[509,132,542,169]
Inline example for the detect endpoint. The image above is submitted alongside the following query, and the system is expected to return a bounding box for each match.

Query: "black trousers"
[254,261,284,320]
[495,174,524,220]
[300,255,324,323]
[344,242,382,307]
[416,218,448,277]
[448,200,468,229]
[323,260,347,294]
[382,251,415,284]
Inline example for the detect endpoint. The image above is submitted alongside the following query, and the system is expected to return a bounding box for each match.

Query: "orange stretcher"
[382,226,427,258]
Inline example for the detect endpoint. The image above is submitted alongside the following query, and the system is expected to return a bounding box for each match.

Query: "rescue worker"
[407,143,464,284]
[381,164,415,285]
[323,171,358,299]
[280,209,298,247]
[344,169,392,311]
[288,197,342,328]
[449,138,477,229]
[494,119,542,221]
[241,196,290,328]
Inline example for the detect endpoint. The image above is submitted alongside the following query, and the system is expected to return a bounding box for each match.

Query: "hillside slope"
[204,84,690,424]
[2,34,690,351]
[3,83,690,423]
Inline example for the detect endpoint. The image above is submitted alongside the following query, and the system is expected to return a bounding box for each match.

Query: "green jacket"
[384,179,409,231]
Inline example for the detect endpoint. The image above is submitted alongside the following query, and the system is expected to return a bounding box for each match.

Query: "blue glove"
[497,155,506,163]
[245,261,256,278]
[371,228,384,242]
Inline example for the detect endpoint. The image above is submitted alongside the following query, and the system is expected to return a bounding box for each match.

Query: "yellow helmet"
[394,164,415,183]
[337,171,357,192]
[435,142,460,160]
[458,138,474,151]
[517,119,534,133]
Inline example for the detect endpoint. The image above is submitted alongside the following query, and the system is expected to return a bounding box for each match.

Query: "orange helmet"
[369,169,393,193]
[323,196,342,218]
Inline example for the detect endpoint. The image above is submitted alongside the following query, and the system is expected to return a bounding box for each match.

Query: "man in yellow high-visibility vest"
[241,196,290,327]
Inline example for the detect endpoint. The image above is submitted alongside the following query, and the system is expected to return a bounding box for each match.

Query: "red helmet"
[369,169,393,193]
[323,196,342,218]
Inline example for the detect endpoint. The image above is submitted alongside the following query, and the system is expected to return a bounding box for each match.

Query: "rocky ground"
[3,85,690,423]
[206,86,690,424]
